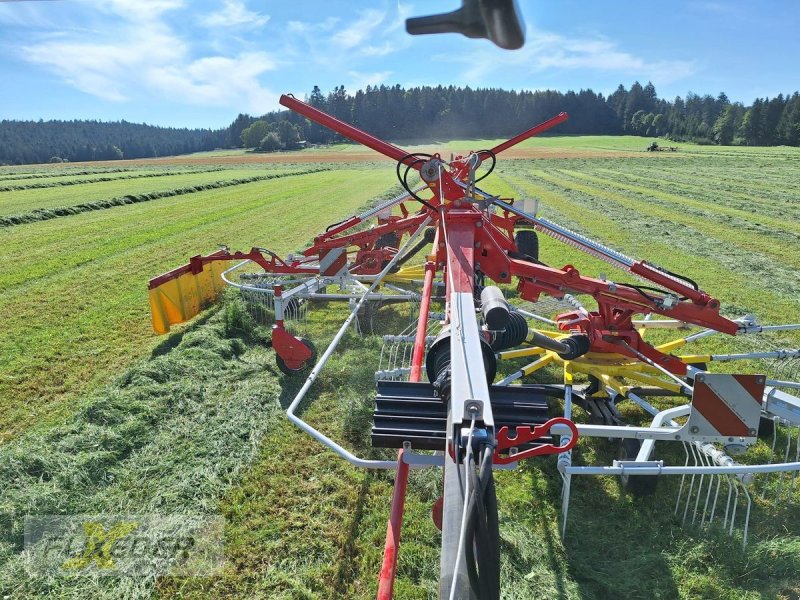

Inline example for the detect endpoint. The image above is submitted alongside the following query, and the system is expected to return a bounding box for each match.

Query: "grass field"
[1,137,799,599]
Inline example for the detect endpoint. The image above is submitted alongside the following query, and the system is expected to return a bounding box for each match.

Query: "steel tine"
[700,450,715,528]
[691,445,706,525]
[762,416,780,499]
[560,473,571,538]
[741,482,752,551]
[708,474,722,527]
[683,443,700,525]
[792,425,800,496]
[723,475,734,528]
[729,479,740,536]
[777,421,793,501]
[675,442,691,515]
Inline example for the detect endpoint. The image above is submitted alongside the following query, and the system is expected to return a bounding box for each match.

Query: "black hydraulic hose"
[644,261,700,291]
[472,149,496,183]
[396,153,437,211]
[464,444,500,600]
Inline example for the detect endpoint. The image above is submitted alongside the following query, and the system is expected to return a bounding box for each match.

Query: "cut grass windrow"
[590,166,800,221]
[0,168,329,228]
[0,167,136,182]
[0,167,228,191]
[500,168,800,327]
[559,167,800,238]
[530,168,800,275]
[0,166,302,217]
[0,168,397,440]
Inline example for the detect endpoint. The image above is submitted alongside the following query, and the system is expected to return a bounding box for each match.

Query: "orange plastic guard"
[147,254,228,334]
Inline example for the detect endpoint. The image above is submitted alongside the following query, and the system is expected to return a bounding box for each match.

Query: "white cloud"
[331,9,386,49]
[97,0,186,22]
[443,26,697,87]
[23,26,186,102]
[19,1,279,111]
[147,52,278,112]
[200,0,269,29]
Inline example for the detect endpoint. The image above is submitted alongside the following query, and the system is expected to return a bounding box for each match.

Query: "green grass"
[0,167,300,217]
[0,137,799,599]
[0,166,393,439]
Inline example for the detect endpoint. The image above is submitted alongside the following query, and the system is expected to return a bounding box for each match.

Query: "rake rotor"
[148,95,800,599]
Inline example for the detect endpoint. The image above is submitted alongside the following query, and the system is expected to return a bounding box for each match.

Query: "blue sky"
[0,1,798,129]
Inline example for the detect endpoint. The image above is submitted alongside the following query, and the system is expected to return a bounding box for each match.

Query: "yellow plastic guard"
[384,264,427,284]
[148,259,227,334]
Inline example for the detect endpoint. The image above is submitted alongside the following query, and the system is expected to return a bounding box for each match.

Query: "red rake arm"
[279,94,417,166]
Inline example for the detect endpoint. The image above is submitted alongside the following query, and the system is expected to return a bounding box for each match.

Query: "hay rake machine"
[148,95,800,599]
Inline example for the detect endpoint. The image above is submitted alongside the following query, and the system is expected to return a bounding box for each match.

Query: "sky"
[0,0,798,129]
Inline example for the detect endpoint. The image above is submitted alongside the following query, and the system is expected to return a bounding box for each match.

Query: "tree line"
[227,82,800,151]
[2,82,798,164]
[0,120,224,166]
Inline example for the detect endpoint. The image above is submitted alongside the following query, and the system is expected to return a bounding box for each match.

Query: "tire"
[275,338,316,375]
[514,230,539,262]
[618,438,658,497]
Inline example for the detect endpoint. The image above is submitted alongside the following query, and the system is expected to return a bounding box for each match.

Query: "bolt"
[500,272,508,279]
[749,428,757,436]
[476,221,482,228]
[690,426,699,434]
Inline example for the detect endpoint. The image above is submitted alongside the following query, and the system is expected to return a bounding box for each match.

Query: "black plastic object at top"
[406,0,525,50]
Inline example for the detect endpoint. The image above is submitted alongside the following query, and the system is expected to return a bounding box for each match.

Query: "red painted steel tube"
[377,243,438,600]
[487,112,569,156]
[280,94,416,166]
[376,451,409,600]
[409,261,437,382]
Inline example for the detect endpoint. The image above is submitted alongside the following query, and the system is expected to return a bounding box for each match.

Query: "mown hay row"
[0,168,329,228]
[0,167,230,191]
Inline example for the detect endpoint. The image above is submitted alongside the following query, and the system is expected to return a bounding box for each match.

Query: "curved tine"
[777,421,794,501]
[741,483,752,551]
[683,443,701,525]
[675,442,691,515]
[792,425,800,496]
[700,449,715,528]
[708,471,722,527]
[729,478,740,536]
[560,474,572,538]
[693,447,710,526]
[762,417,780,500]
[723,475,734,528]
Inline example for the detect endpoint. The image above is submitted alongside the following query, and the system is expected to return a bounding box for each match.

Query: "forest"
[2,82,799,164]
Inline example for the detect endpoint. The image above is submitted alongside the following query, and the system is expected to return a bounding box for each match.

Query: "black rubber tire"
[275,338,317,376]
[618,438,658,497]
[514,230,539,262]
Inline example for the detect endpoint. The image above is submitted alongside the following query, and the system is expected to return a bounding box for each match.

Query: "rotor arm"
[279,94,417,166]
[485,111,569,157]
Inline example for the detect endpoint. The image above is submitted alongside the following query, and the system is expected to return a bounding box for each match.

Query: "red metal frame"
[151,95,747,598]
